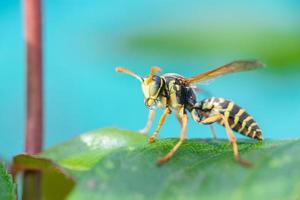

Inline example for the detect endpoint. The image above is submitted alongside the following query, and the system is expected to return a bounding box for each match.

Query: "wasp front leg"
[157,112,188,165]
[139,109,155,135]
[149,108,171,143]
[175,112,183,127]
[201,113,252,167]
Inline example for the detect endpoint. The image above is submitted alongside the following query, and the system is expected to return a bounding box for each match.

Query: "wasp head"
[116,66,163,109]
[142,73,163,109]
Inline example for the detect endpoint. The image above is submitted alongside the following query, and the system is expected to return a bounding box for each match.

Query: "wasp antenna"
[150,66,161,74]
[115,67,125,73]
[115,66,143,82]
[145,66,161,84]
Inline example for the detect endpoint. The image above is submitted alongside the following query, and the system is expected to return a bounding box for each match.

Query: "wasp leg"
[220,114,252,167]
[190,108,217,139]
[156,114,188,165]
[201,114,252,167]
[201,114,222,124]
[139,109,155,135]
[175,112,183,128]
[149,108,171,143]
[209,125,217,139]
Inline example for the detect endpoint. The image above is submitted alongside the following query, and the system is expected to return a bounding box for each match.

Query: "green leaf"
[39,128,300,200]
[66,138,300,200]
[12,154,75,200]
[0,163,16,200]
[41,128,146,174]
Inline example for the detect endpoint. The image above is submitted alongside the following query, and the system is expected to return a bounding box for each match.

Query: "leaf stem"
[23,0,43,199]
[24,0,43,154]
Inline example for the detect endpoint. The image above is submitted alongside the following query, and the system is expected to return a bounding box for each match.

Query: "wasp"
[116,60,264,166]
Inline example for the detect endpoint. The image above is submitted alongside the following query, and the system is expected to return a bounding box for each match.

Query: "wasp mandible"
[116,60,264,166]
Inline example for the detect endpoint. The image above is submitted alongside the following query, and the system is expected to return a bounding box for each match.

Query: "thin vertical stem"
[24,0,43,154]
[23,0,43,199]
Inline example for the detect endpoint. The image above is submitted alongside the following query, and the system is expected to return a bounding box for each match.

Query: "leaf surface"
[26,128,300,200]
[41,128,146,175]
[65,136,300,200]
[0,163,16,200]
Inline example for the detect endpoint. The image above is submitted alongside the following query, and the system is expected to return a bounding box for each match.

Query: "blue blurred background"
[1,0,300,160]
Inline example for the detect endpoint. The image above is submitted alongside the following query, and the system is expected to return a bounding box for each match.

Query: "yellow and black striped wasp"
[116,60,264,166]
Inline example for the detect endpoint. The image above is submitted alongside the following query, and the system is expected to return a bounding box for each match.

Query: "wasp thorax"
[142,75,163,108]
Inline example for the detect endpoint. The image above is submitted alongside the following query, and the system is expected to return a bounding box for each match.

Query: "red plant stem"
[24,0,43,154]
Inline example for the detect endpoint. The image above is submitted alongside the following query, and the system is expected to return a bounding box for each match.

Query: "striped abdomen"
[200,97,263,140]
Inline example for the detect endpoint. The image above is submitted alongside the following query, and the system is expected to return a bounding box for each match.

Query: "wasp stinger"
[116,60,264,166]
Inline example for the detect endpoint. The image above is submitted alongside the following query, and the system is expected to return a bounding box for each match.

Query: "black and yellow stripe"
[201,98,263,140]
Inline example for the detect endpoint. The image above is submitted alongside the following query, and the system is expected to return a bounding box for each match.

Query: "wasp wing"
[185,60,265,85]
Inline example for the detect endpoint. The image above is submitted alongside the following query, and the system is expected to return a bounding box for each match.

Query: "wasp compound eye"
[148,75,162,96]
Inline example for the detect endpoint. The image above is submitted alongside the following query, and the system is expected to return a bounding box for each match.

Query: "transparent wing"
[191,85,213,97]
[186,60,265,85]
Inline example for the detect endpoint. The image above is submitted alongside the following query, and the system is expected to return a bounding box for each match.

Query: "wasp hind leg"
[201,113,252,167]
[157,113,188,165]
[149,108,171,143]
[139,110,155,135]
[191,108,217,139]
[209,125,217,139]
